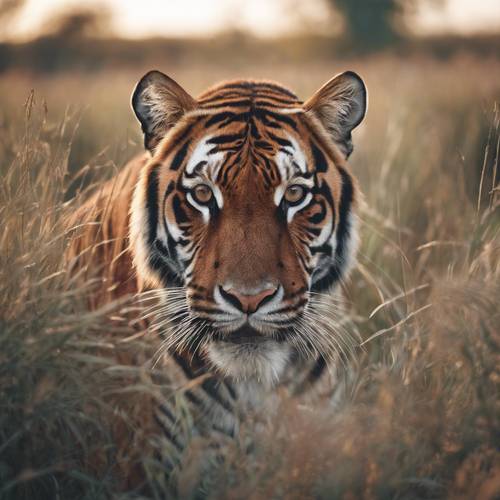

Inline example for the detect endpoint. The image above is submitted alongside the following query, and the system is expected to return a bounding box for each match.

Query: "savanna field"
[0,50,499,499]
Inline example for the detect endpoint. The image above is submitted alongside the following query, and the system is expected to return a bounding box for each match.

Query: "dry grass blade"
[1,55,499,499]
[369,283,429,318]
[360,304,433,346]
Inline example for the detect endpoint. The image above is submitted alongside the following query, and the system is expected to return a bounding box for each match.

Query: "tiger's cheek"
[162,192,207,277]
[185,228,238,309]
[191,243,222,293]
[276,230,310,295]
[291,196,332,247]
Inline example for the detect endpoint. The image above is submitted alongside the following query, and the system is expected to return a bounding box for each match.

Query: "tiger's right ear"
[132,70,197,153]
[304,71,367,159]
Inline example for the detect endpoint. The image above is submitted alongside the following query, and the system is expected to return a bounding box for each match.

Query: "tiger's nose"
[219,285,278,313]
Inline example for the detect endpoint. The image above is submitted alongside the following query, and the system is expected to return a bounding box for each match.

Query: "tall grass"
[0,55,499,498]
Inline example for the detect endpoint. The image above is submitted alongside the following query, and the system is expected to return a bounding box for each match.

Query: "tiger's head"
[130,71,367,385]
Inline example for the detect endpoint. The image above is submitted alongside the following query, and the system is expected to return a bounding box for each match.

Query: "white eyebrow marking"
[186,192,210,224]
[287,136,307,173]
[182,135,226,215]
[186,135,224,174]
[276,108,304,115]
[274,135,311,207]
[274,184,286,206]
[287,192,313,223]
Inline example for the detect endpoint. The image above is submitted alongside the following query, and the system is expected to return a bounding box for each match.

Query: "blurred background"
[1,0,499,175]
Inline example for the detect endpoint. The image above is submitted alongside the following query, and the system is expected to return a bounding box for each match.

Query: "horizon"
[4,0,500,42]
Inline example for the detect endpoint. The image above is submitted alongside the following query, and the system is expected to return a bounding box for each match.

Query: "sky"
[5,0,500,41]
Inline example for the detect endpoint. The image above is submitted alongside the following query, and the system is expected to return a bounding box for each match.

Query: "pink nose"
[221,286,278,313]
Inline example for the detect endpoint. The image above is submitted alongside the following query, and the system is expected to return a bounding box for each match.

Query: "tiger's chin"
[206,332,292,388]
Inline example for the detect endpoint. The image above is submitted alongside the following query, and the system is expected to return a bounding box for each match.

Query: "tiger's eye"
[284,185,306,204]
[193,184,213,204]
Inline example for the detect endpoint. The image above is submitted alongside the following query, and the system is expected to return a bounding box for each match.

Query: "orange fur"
[65,154,148,306]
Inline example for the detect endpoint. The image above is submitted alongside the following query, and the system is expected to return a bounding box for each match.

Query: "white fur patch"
[287,136,307,173]
[183,135,225,218]
[274,135,314,223]
[311,208,334,247]
[186,192,210,224]
[336,211,360,279]
[129,166,158,286]
[287,192,313,223]
[186,136,224,174]
[207,341,291,388]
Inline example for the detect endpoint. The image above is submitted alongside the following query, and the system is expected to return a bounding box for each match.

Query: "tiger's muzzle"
[188,281,309,345]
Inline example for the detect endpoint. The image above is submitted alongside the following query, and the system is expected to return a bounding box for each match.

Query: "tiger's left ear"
[303,71,367,158]
[132,70,198,153]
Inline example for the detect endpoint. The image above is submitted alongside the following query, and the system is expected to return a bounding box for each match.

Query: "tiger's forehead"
[197,80,302,109]
[182,81,312,187]
[154,79,334,193]
[184,131,310,189]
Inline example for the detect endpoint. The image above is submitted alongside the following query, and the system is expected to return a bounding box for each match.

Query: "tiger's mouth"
[206,324,293,385]
[220,325,270,344]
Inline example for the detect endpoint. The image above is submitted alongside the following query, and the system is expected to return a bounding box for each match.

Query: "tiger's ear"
[304,71,367,159]
[132,70,197,153]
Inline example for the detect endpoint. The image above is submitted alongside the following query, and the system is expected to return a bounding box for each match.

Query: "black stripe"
[201,378,233,413]
[146,167,159,244]
[308,200,327,224]
[173,351,204,378]
[203,99,253,109]
[249,118,261,139]
[259,109,298,131]
[172,194,189,224]
[177,237,192,248]
[150,180,184,286]
[253,82,298,99]
[170,141,190,171]
[190,305,227,315]
[200,91,251,103]
[206,82,253,91]
[254,139,273,150]
[268,134,293,148]
[284,287,308,300]
[207,133,245,145]
[270,298,308,315]
[308,356,327,383]
[254,99,299,109]
[204,112,237,128]
[224,380,237,400]
[219,152,242,186]
[310,242,332,256]
[311,167,354,292]
[187,283,207,292]
[154,239,171,259]
[311,142,328,173]
[184,390,204,407]
[150,243,183,287]
[153,413,183,452]
[335,167,354,265]
[313,180,335,229]
[305,227,322,237]
[183,161,207,178]
[158,403,176,424]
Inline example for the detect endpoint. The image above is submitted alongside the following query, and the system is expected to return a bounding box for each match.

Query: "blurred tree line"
[0,0,25,39]
[327,0,444,51]
[1,0,443,50]
[1,0,497,74]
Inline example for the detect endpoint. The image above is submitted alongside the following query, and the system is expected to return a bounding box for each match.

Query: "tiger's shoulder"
[65,153,149,304]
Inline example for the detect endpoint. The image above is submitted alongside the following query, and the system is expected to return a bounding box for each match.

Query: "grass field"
[0,52,499,498]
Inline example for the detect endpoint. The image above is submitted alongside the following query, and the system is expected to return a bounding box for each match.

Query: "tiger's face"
[130,71,367,384]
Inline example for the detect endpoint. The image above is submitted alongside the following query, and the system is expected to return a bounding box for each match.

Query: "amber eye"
[284,184,307,204]
[192,184,213,204]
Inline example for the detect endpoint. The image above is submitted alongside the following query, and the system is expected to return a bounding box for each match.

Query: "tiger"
[67,69,367,476]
